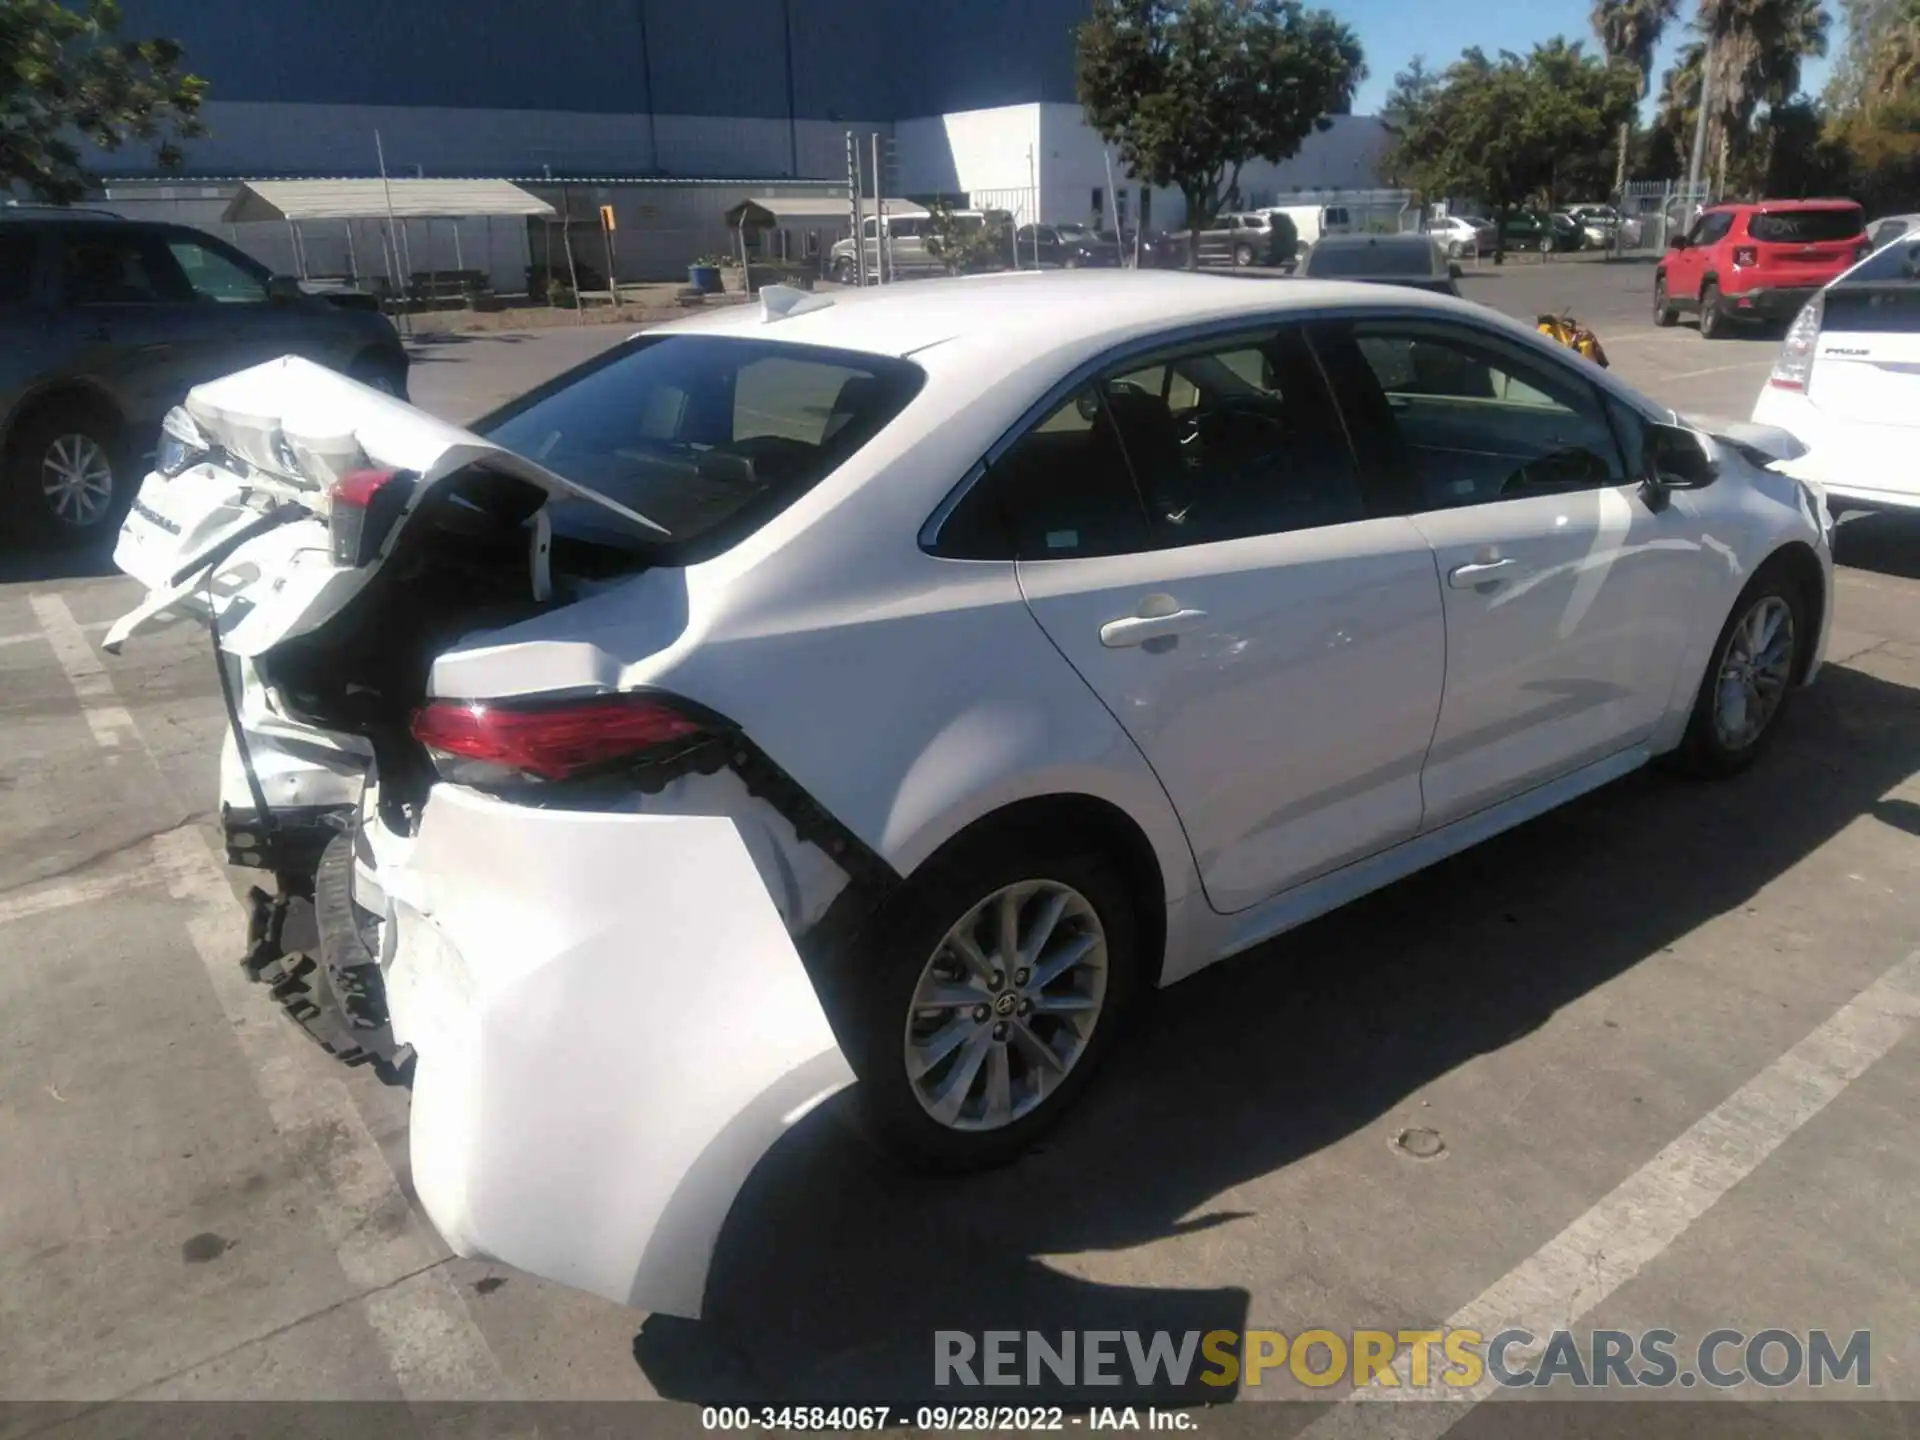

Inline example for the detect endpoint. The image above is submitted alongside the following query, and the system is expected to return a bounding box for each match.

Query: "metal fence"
[1612,179,1711,258]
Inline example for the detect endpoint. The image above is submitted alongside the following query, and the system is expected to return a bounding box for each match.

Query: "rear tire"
[1699,281,1726,339]
[2,397,131,547]
[1666,565,1809,779]
[1233,243,1255,267]
[847,834,1141,1172]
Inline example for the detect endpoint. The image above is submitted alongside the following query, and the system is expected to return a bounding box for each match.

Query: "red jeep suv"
[1653,199,1870,339]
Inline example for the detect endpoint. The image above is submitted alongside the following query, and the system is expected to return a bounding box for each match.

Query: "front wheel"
[1538,235,1554,254]
[1653,274,1678,327]
[848,837,1140,1171]
[1667,568,1808,778]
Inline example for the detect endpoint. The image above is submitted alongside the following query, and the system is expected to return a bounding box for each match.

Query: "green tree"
[923,200,1014,274]
[1697,0,1831,194]
[1076,0,1365,268]
[1387,40,1638,261]
[0,0,206,204]
[1591,0,1683,192]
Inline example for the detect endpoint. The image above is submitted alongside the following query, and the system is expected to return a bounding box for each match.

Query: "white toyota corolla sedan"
[109,270,1831,1320]
[1752,231,1920,517]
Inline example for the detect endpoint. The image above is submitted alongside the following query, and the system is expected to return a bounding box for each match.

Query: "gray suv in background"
[1,210,409,545]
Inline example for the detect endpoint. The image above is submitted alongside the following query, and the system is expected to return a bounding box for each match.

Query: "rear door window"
[1749,209,1864,243]
[474,335,924,562]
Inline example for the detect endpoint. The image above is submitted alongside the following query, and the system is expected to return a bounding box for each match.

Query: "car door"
[1198,220,1233,266]
[51,224,218,445]
[160,229,341,374]
[1319,315,1710,829]
[991,323,1447,913]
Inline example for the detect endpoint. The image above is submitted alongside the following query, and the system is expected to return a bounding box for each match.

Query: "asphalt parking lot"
[4,260,1920,1425]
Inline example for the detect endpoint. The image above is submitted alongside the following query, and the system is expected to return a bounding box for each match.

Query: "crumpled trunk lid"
[108,355,659,658]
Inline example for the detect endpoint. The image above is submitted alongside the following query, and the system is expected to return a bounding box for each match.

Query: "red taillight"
[330,468,413,567]
[410,694,715,785]
[1732,246,1758,267]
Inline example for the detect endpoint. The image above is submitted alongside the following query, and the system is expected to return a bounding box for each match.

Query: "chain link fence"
[1611,180,1712,258]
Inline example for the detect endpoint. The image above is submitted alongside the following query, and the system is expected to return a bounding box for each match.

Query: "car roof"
[1709,198,1861,213]
[0,205,125,223]
[654,269,1475,361]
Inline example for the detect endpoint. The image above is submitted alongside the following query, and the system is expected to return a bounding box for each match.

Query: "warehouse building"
[108,0,1392,280]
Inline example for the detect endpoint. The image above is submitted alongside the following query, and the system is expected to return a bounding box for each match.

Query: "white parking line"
[0,838,202,927]
[27,593,519,1407]
[1305,947,1920,1436]
[0,619,109,651]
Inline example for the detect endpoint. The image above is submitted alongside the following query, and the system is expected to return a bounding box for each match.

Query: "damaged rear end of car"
[109,334,929,1317]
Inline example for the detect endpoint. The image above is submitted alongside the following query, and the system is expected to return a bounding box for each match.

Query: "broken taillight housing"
[410,693,719,788]
[1768,291,1825,391]
[330,468,415,567]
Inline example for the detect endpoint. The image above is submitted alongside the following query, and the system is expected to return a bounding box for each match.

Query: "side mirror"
[266,274,305,303]
[1644,422,1719,509]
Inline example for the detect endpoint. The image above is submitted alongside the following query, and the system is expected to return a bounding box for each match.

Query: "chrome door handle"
[1100,608,1208,648]
[1448,557,1517,588]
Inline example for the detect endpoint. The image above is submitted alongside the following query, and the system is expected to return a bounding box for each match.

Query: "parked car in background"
[1299,233,1460,295]
[1866,212,1920,251]
[1753,231,1920,518]
[1654,199,1871,339]
[1014,222,1122,269]
[1426,214,1496,258]
[0,208,408,545]
[1502,210,1584,253]
[1157,212,1297,269]
[1567,204,1644,249]
[106,269,1831,1323]
[830,212,982,283]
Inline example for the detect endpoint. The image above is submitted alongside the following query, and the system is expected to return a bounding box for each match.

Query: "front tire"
[3,399,130,547]
[1668,566,1808,778]
[1653,274,1677,326]
[847,836,1140,1172]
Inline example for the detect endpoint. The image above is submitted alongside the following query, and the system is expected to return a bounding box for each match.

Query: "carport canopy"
[222,179,555,223]
[724,196,928,228]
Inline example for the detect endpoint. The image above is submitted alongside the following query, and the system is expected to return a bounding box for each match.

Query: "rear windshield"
[1306,241,1437,277]
[474,334,924,563]
[1749,208,1863,243]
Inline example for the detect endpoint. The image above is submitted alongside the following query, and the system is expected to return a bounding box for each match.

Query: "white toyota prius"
[1753,230,1920,517]
[109,271,1832,1321]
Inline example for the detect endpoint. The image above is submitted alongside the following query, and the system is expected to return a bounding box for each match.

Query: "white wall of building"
[895,103,1044,207]
[899,102,1394,230]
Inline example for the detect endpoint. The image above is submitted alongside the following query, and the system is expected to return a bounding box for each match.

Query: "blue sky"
[1344,0,1838,116]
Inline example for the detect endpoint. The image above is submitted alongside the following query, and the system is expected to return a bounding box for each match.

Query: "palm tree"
[1864,0,1920,112]
[1696,0,1831,194]
[1593,0,1684,191]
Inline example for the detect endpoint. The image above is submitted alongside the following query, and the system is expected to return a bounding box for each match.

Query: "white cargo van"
[1262,203,1355,252]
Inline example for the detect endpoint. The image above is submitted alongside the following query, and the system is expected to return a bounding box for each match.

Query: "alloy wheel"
[902,880,1109,1132]
[1713,595,1795,751]
[40,433,115,527]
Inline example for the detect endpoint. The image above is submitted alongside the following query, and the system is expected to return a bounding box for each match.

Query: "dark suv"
[1,209,409,544]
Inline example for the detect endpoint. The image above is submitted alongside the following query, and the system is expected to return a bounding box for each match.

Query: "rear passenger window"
[0,233,36,305]
[974,385,1153,560]
[1107,331,1367,545]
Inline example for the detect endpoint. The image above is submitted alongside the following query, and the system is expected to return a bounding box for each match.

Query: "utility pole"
[1027,144,1040,270]
[871,132,886,284]
[374,130,409,336]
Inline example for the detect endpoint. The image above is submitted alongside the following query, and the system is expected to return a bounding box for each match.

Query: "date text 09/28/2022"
[701,1408,1194,1432]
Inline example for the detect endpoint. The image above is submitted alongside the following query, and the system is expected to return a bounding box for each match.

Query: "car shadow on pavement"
[1833,513,1920,582]
[633,661,1920,1409]
[0,534,121,584]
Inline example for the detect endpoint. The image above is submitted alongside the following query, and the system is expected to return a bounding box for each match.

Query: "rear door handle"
[1100,608,1208,648]
[1448,557,1517,588]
